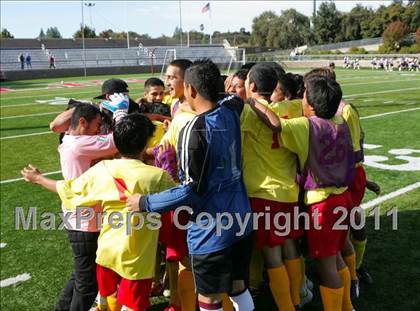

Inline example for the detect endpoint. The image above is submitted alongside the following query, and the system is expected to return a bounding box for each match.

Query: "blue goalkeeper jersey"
[139,95,252,255]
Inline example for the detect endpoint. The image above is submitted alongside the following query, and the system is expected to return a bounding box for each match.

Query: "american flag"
[201,2,210,14]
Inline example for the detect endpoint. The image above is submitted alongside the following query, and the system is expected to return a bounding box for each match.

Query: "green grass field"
[1,68,420,310]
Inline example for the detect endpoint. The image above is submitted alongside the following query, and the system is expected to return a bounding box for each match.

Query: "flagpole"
[209,2,212,45]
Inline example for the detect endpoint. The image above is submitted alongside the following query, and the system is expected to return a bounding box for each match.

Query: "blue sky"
[1,1,393,38]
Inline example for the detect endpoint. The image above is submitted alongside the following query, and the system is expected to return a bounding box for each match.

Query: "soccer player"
[251,75,356,311]
[226,69,248,100]
[22,113,176,311]
[126,59,254,311]
[241,63,303,310]
[137,77,165,104]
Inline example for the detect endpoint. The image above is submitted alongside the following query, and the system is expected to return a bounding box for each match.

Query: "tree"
[417,28,420,44]
[38,28,45,39]
[73,25,97,38]
[46,26,62,38]
[251,11,277,46]
[383,20,410,50]
[340,5,373,41]
[1,28,14,38]
[313,2,343,44]
[99,29,114,39]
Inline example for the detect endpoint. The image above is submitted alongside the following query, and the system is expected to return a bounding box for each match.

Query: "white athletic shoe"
[299,288,314,308]
[163,289,171,298]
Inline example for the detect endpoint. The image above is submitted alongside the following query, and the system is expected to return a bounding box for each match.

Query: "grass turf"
[1,68,420,310]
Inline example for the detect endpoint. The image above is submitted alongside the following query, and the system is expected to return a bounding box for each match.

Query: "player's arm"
[21,165,58,193]
[50,107,75,133]
[248,99,282,132]
[366,180,381,195]
[127,122,206,213]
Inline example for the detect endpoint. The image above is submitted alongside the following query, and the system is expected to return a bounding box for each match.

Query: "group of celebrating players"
[21,58,380,311]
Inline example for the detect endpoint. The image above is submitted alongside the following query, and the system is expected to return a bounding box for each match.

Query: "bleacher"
[0,44,236,71]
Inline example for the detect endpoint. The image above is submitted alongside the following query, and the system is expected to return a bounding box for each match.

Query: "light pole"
[84,2,95,29]
[81,0,87,76]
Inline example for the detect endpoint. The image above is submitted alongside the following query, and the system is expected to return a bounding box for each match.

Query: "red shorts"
[96,265,152,311]
[348,165,366,208]
[159,210,189,261]
[250,198,304,249]
[307,191,353,259]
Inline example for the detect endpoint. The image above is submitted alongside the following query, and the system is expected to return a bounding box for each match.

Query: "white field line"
[0,243,7,248]
[341,79,420,87]
[1,111,61,120]
[361,182,420,210]
[0,103,46,109]
[343,87,420,98]
[0,131,53,140]
[0,170,62,184]
[0,273,31,288]
[1,89,99,100]
[360,107,420,120]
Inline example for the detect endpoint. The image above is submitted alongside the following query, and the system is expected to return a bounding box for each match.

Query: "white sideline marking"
[0,170,62,184]
[1,111,61,120]
[0,273,31,288]
[0,103,44,108]
[0,131,53,140]
[344,87,420,98]
[383,100,394,104]
[0,243,6,248]
[361,182,420,210]
[360,107,420,120]
[363,144,382,150]
[342,79,420,87]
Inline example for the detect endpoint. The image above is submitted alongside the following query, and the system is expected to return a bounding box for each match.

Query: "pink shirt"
[58,134,117,232]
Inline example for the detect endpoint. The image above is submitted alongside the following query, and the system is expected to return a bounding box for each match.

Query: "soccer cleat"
[351,280,360,300]
[299,288,313,308]
[357,266,373,284]
[306,278,314,291]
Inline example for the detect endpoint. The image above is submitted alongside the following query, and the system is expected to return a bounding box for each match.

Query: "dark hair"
[248,63,278,97]
[139,102,171,117]
[304,67,336,82]
[291,74,305,99]
[169,59,193,78]
[277,74,297,100]
[144,77,164,91]
[70,103,101,129]
[184,58,223,103]
[233,69,248,81]
[265,61,286,77]
[113,113,156,158]
[305,76,342,119]
[241,62,256,70]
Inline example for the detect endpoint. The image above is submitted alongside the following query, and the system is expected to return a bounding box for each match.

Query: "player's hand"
[21,164,42,184]
[366,180,381,195]
[126,194,142,212]
[157,140,171,159]
[101,93,129,121]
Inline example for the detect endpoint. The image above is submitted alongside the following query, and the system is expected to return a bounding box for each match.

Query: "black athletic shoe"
[357,265,373,284]
[351,280,360,300]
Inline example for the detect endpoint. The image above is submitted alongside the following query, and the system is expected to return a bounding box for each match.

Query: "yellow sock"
[320,286,344,311]
[352,238,367,269]
[222,293,234,311]
[178,268,196,311]
[343,254,358,281]
[267,266,295,311]
[96,295,107,311]
[338,267,354,311]
[285,258,302,306]
[106,295,121,311]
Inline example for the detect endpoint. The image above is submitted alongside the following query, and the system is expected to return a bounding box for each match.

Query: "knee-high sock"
[229,289,254,311]
[178,268,196,311]
[106,295,121,311]
[198,301,222,311]
[222,293,234,311]
[351,238,367,269]
[285,258,302,306]
[338,267,353,311]
[249,246,264,288]
[343,254,358,281]
[320,286,344,311]
[267,266,295,311]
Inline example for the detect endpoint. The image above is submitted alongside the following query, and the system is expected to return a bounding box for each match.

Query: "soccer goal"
[222,47,246,75]
[160,49,177,79]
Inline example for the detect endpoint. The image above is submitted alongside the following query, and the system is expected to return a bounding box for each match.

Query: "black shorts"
[190,234,253,295]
